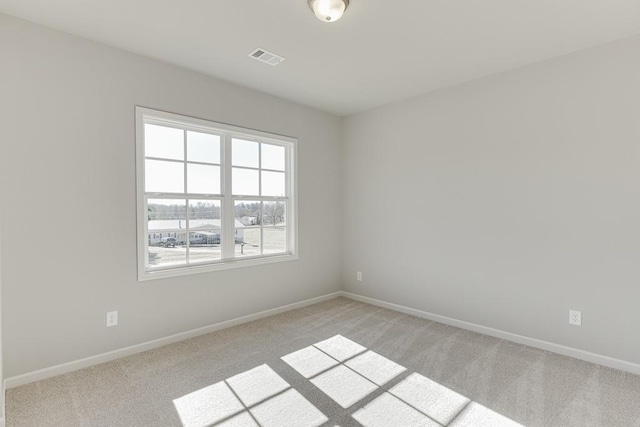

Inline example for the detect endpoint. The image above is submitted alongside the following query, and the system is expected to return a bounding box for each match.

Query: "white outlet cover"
[569,310,582,326]
[106,310,118,327]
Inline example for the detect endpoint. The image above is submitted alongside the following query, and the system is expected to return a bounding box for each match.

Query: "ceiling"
[1,1,640,116]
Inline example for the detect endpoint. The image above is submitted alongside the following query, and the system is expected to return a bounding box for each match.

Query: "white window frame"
[135,107,298,281]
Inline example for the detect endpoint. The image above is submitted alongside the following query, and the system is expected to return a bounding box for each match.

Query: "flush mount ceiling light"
[308,0,350,22]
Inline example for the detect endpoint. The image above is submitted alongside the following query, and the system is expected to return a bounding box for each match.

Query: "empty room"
[1,1,639,426]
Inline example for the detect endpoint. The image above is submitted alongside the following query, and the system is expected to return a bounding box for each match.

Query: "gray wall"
[0,14,343,377]
[0,198,3,417]
[342,35,640,365]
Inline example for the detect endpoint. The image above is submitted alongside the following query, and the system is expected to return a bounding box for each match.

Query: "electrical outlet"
[569,310,582,326]
[106,311,118,327]
[357,271,363,282]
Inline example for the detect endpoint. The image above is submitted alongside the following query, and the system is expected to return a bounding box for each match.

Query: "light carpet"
[5,297,640,426]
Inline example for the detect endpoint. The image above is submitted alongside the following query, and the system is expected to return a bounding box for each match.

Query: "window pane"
[261,171,285,197]
[189,200,221,222]
[187,131,220,164]
[145,160,184,193]
[263,201,286,225]
[145,124,184,160]
[262,144,285,171]
[147,198,187,269]
[233,168,259,195]
[235,228,261,257]
[232,139,259,168]
[148,245,186,269]
[263,227,286,254]
[188,230,221,245]
[188,230,222,263]
[188,200,221,263]
[147,199,187,230]
[187,164,220,194]
[235,201,261,227]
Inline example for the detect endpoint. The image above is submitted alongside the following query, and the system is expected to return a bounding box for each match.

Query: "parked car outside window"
[159,237,177,248]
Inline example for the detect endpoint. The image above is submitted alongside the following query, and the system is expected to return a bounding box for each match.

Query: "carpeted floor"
[5,297,640,426]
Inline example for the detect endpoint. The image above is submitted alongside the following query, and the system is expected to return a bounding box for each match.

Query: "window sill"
[138,252,298,282]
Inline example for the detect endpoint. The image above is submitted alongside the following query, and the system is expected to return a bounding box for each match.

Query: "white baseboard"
[341,291,640,376]
[6,289,638,390]
[4,291,342,389]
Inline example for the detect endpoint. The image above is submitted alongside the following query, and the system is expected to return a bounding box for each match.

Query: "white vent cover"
[248,48,286,66]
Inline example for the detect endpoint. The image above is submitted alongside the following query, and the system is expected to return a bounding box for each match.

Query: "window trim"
[135,107,298,282]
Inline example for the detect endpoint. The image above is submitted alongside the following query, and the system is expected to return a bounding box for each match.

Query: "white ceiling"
[2,0,640,116]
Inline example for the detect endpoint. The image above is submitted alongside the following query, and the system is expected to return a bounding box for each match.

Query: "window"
[136,107,297,281]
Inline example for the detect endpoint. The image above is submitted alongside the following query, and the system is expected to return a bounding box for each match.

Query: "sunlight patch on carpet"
[175,334,522,427]
[313,334,367,362]
[283,335,407,409]
[173,364,326,427]
[250,388,328,427]
[281,346,339,379]
[226,364,289,407]
[450,401,522,426]
[283,334,522,426]
[389,372,470,425]
[352,392,440,427]
[310,365,379,408]
[215,411,259,427]
[173,381,244,427]
[345,350,407,386]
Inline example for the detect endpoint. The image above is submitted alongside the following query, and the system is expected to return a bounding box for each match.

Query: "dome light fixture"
[308,0,350,23]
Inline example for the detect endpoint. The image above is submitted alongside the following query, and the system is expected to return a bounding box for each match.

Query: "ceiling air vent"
[248,48,285,66]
